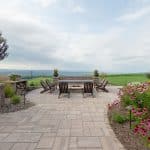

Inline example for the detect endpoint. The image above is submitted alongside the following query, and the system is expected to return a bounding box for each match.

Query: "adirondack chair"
[96,80,109,92]
[58,82,70,98]
[40,80,49,93]
[45,79,56,92]
[83,82,94,97]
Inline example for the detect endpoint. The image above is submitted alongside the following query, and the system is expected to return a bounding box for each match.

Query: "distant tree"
[0,33,8,60]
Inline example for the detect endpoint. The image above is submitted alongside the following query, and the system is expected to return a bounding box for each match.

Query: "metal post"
[129,109,132,129]
[126,105,132,129]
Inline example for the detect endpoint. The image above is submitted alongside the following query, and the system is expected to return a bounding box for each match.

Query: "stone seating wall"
[0,83,5,108]
[59,76,93,80]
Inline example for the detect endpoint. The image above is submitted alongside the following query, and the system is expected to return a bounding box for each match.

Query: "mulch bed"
[108,109,150,150]
[0,100,35,113]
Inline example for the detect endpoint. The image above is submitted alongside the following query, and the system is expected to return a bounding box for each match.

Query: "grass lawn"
[28,77,52,87]
[27,74,149,87]
[106,74,149,86]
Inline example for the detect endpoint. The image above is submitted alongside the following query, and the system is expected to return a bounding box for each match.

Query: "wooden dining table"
[58,80,93,83]
[58,79,94,92]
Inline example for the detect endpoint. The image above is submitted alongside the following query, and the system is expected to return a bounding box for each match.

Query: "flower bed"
[108,82,150,150]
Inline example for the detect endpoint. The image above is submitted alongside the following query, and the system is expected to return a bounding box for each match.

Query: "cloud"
[33,0,57,8]
[117,6,150,22]
[72,5,85,13]
[65,0,86,14]
[0,0,150,73]
[0,5,124,71]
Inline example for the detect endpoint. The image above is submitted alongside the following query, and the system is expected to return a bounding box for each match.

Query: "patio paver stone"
[0,86,125,150]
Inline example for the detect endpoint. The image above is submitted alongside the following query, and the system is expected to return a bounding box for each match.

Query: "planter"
[53,76,59,82]
[53,76,59,88]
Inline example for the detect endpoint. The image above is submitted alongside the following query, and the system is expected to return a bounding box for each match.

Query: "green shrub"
[120,84,150,111]
[9,74,21,81]
[135,91,150,110]
[4,84,15,98]
[143,97,150,111]
[11,95,21,104]
[113,113,128,124]
[94,69,99,77]
[53,69,59,77]
[146,73,150,79]
[122,95,133,106]
[30,82,35,87]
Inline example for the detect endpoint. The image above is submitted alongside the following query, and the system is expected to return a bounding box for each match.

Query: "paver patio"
[0,86,125,150]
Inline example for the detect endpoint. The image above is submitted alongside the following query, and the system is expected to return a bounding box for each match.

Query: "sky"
[0,0,150,73]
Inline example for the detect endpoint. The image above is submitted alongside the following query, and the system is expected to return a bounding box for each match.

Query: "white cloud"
[78,24,88,33]
[117,6,150,22]
[0,5,125,71]
[33,0,57,8]
[65,0,86,14]
[72,5,85,13]
[0,0,150,72]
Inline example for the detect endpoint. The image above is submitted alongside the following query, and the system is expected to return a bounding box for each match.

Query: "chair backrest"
[46,79,56,89]
[84,82,93,93]
[59,82,69,93]
[40,80,48,90]
[45,79,51,88]
[45,79,50,83]
[102,80,108,88]
[45,79,51,85]
[100,79,105,84]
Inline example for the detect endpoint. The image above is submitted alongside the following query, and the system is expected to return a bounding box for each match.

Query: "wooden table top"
[58,80,93,83]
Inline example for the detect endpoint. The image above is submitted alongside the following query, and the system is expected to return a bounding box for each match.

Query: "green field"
[106,74,149,86]
[27,74,149,87]
[28,77,52,87]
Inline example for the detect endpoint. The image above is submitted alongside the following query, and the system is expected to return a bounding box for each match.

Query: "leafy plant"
[143,95,150,111]
[133,91,150,110]
[9,74,21,81]
[112,113,128,124]
[146,73,150,79]
[119,83,150,109]
[133,118,150,146]
[109,83,150,147]
[94,69,99,77]
[53,69,59,77]
[4,84,15,98]
[29,82,35,87]
[122,95,133,106]
[11,95,21,104]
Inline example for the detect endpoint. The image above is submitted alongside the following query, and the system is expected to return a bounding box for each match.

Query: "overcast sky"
[0,0,150,73]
